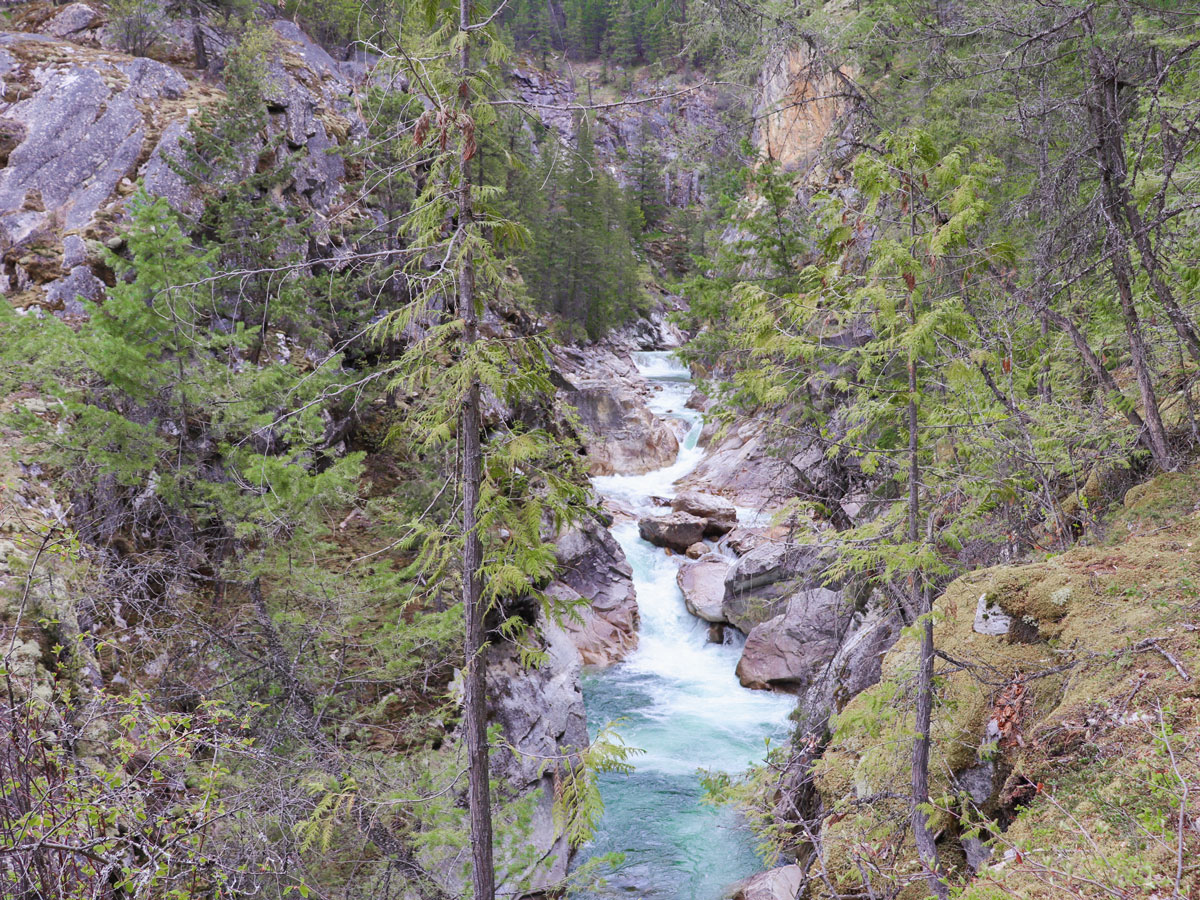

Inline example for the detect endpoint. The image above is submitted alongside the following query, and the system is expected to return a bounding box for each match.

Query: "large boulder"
[721,541,838,632]
[736,587,857,692]
[637,511,706,553]
[671,490,737,534]
[676,552,729,623]
[552,520,638,667]
[794,601,902,731]
[572,386,679,475]
[726,541,832,593]
[675,418,798,510]
[733,864,804,900]
[487,619,588,894]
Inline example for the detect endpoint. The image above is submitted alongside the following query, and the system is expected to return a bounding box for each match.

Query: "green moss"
[810,468,1200,898]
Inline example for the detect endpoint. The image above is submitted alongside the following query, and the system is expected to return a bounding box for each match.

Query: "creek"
[573,351,795,899]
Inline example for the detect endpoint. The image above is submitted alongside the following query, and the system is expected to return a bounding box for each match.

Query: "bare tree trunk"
[906,266,947,900]
[458,2,496,898]
[1085,45,1174,470]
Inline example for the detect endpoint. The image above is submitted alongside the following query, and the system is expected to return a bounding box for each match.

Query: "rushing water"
[574,351,795,900]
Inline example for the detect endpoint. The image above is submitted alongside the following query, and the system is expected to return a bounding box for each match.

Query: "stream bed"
[573,351,795,899]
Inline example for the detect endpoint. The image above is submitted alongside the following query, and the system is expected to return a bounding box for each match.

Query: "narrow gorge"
[577,350,793,899]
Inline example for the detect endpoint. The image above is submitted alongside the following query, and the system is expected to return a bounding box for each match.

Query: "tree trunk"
[1079,29,1200,366]
[458,1,497,897]
[906,265,947,900]
[1085,47,1174,470]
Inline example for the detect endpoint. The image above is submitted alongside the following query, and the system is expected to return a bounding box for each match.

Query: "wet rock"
[671,490,736,534]
[553,520,638,667]
[736,587,856,692]
[684,542,706,559]
[637,511,706,553]
[676,552,729,623]
[732,864,804,900]
[487,619,588,894]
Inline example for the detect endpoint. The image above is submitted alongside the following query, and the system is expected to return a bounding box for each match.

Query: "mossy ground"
[811,467,1200,899]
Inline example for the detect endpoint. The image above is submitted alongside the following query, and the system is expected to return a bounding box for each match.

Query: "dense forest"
[0,1,1198,899]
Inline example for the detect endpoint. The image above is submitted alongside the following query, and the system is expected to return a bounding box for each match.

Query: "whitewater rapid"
[574,351,794,899]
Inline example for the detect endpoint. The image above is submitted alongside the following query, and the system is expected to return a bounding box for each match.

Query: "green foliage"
[509,118,645,338]
[109,0,166,56]
[0,681,253,900]
[503,0,682,67]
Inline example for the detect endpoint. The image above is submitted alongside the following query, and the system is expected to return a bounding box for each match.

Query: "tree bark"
[1085,46,1174,470]
[906,255,947,900]
[457,1,496,897]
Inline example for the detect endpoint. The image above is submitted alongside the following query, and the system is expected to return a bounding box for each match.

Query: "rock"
[44,265,104,316]
[736,587,857,692]
[973,591,1013,636]
[0,39,149,247]
[726,541,833,594]
[733,864,804,900]
[962,835,992,874]
[46,4,98,38]
[487,619,588,895]
[676,553,729,622]
[685,542,706,559]
[718,526,771,556]
[753,42,850,171]
[794,601,901,732]
[139,121,200,218]
[707,622,725,643]
[119,56,189,100]
[637,511,706,553]
[553,520,638,667]
[956,760,998,806]
[722,541,838,632]
[570,385,678,475]
[671,490,736,534]
[675,418,798,510]
[551,343,683,475]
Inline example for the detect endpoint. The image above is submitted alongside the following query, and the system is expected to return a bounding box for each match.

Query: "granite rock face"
[552,520,638,667]
[0,20,359,314]
[552,343,680,476]
[487,620,589,894]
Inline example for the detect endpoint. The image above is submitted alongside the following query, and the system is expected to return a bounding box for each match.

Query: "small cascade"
[573,351,794,900]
